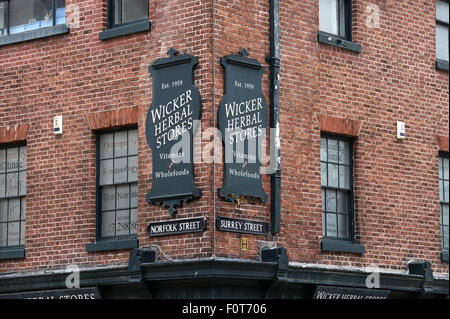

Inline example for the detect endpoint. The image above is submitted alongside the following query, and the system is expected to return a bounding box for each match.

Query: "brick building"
[0,0,448,299]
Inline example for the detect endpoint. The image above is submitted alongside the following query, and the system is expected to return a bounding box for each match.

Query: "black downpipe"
[267,0,281,235]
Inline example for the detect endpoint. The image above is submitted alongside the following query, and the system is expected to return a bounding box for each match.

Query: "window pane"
[444,181,449,203]
[8,198,20,221]
[0,2,5,34]
[19,146,26,171]
[437,0,449,23]
[321,162,327,186]
[0,174,5,198]
[130,183,138,207]
[19,171,26,196]
[436,24,449,61]
[116,184,130,209]
[7,147,19,172]
[130,208,138,234]
[443,223,449,249]
[101,185,116,211]
[100,133,114,159]
[20,221,25,245]
[327,139,338,163]
[99,159,114,185]
[319,0,338,35]
[322,189,326,211]
[326,189,336,212]
[338,214,348,238]
[8,221,20,246]
[440,179,444,202]
[128,156,138,182]
[328,163,338,187]
[9,0,54,34]
[55,1,66,25]
[337,190,348,213]
[128,130,138,156]
[326,213,337,237]
[102,211,116,237]
[115,0,148,25]
[444,157,449,180]
[114,157,128,183]
[114,131,128,157]
[442,204,449,226]
[6,173,18,197]
[0,223,7,247]
[320,138,327,161]
[339,165,350,189]
[116,210,130,236]
[439,157,443,179]
[0,199,7,222]
[338,140,349,164]
[0,149,5,173]
[21,197,26,220]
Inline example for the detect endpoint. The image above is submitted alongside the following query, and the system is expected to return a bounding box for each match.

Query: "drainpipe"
[267,0,281,235]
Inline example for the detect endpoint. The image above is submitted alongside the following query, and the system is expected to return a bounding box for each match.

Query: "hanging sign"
[146,48,202,216]
[218,49,268,203]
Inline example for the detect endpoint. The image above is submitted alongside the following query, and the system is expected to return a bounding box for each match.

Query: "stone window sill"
[0,24,69,47]
[317,31,361,53]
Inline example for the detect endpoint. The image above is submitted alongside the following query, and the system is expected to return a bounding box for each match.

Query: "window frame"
[317,0,361,53]
[86,126,139,253]
[439,151,449,262]
[436,0,449,71]
[0,0,69,47]
[99,0,151,41]
[319,133,364,254]
[0,142,26,260]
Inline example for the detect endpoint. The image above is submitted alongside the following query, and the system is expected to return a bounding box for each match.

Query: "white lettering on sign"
[151,90,194,149]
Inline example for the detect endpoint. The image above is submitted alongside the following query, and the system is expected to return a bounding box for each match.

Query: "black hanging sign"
[146,48,202,216]
[218,49,268,203]
[216,216,269,236]
[147,217,206,237]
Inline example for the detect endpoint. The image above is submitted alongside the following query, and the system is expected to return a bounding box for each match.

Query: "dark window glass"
[0,145,26,248]
[436,0,449,62]
[98,129,138,239]
[108,0,148,29]
[0,0,65,36]
[439,154,449,250]
[114,0,147,25]
[321,136,353,240]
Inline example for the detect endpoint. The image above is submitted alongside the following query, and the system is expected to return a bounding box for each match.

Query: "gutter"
[267,0,282,235]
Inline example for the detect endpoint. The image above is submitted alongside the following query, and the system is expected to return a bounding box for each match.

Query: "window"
[320,135,364,254]
[319,0,348,39]
[436,0,449,70]
[100,0,150,41]
[0,0,65,36]
[321,136,353,240]
[98,128,138,240]
[439,153,449,260]
[0,144,26,259]
[318,0,361,52]
[110,0,148,27]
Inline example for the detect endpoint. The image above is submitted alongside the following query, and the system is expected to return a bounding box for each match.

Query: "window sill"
[0,246,25,260]
[99,20,151,41]
[320,238,365,254]
[441,250,449,262]
[0,24,69,47]
[436,59,449,72]
[317,31,362,53]
[86,237,138,253]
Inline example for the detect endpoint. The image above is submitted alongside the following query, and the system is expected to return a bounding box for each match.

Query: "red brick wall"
[0,0,448,277]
